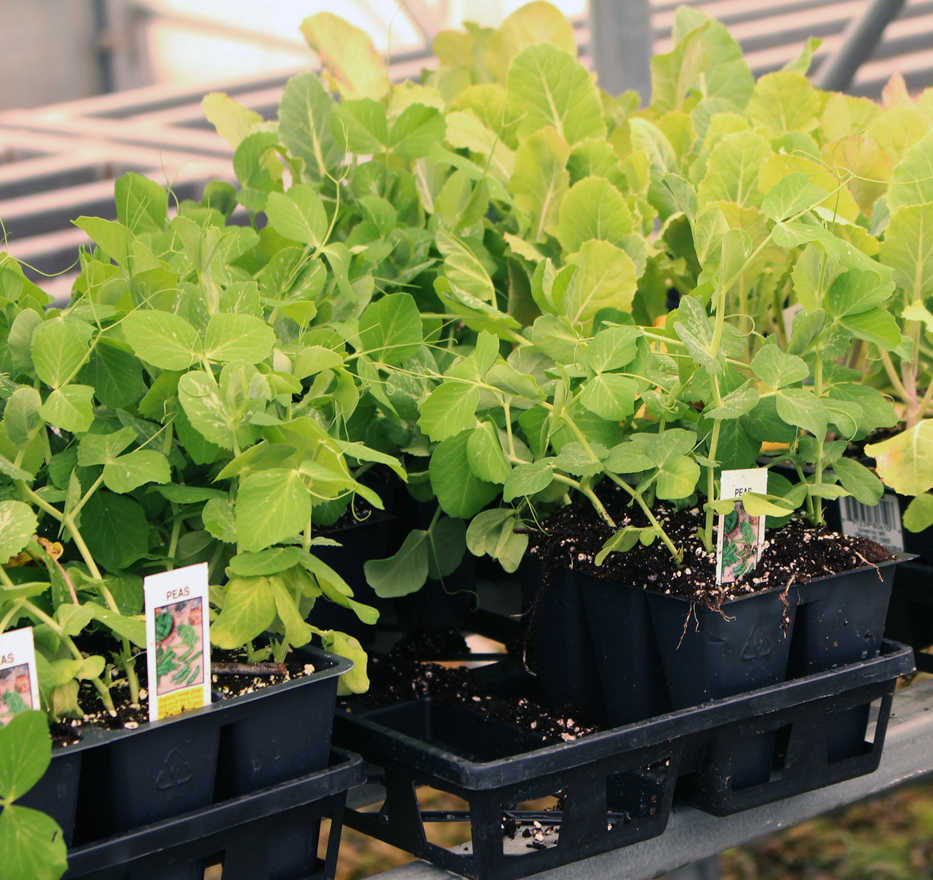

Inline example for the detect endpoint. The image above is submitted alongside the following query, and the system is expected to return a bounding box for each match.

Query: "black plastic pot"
[789,556,901,760]
[526,566,671,726]
[335,643,914,879]
[648,586,796,788]
[64,749,364,880]
[31,646,350,858]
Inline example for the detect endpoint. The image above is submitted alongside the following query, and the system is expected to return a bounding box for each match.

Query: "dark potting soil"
[47,651,318,748]
[528,487,894,612]
[361,637,599,746]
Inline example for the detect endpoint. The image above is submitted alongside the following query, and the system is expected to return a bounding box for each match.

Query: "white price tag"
[716,468,769,585]
[0,627,40,726]
[838,494,904,553]
[145,562,211,722]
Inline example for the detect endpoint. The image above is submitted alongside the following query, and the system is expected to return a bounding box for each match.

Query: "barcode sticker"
[838,494,904,552]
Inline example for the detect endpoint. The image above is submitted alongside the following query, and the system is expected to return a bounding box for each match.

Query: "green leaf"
[783,36,822,74]
[268,574,314,648]
[840,308,901,350]
[419,382,480,442]
[30,319,91,388]
[318,630,369,695]
[364,529,429,598]
[579,374,638,421]
[84,603,146,648]
[0,501,37,565]
[229,548,306,578]
[673,295,718,375]
[332,99,388,153]
[509,127,569,242]
[697,130,772,208]
[235,468,311,552]
[776,388,828,439]
[903,493,933,533]
[202,91,262,148]
[651,10,752,113]
[78,339,147,408]
[832,457,884,506]
[466,422,511,484]
[425,516,467,580]
[0,710,50,799]
[595,528,640,565]
[264,184,328,248]
[300,12,390,101]
[657,455,700,500]
[563,241,637,329]
[73,217,160,274]
[77,426,136,466]
[40,385,94,434]
[103,449,171,494]
[429,431,499,519]
[357,293,422,365]
[122,310,200,371]
[114,172,167,235]
[0,803,68,880]
[279,73,343,180]
[3,387,42,447]
[203,313,275,364]
[865,421,933,496]
[704,382,759,420]
[751,346,809,388]
[435,227,496,307]
[879,203,933,303]
[888,132,933,211]
[748,71,821,136]
[760,172,827,222]
[508,44,606,145]
[211,576,276,649]
[81,491,150,572]
[502,461,553,501]
[178,370,234,450]
[583,326,641,373]
[390,103,445,159]
[738,492,795,517]
[202,497,237,543]
[486,1,577,80]
[465,509,527,573]
[555,176,633,254]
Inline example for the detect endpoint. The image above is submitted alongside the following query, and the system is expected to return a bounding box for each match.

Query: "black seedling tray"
[334,642,914,880]
[22,646,351,848]
[64,749,364,880]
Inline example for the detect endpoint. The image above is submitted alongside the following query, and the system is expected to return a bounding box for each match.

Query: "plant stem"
[22,599,115,714]
[879,349,911,405]
[605,474,682,562]
[813,356,825,526]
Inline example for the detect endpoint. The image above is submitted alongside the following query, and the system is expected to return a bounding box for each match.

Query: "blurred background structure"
[3,0,933,112]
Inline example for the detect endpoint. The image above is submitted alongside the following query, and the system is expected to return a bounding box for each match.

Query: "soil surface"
[359,635,599,746]
[48,650,319,748]
[527,485,894,612]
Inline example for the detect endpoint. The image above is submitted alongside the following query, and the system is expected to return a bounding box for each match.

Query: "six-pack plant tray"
[63,749,364,880]
[334,641,914,880]
[22,647,350,870]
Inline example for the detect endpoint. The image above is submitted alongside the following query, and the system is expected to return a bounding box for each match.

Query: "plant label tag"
[716,468,769,585]
[145,562,211,722]
[0,627,41,727]
[838,494,904,553]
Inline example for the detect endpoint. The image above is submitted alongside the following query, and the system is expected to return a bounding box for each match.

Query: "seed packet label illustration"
[0,627,41,727]
[838,494,904,553]
[716,468,769,586]
[145,562,211,722]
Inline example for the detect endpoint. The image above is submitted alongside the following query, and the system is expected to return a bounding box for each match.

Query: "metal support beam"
[813,0,906,92]
[588,0,653,102]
